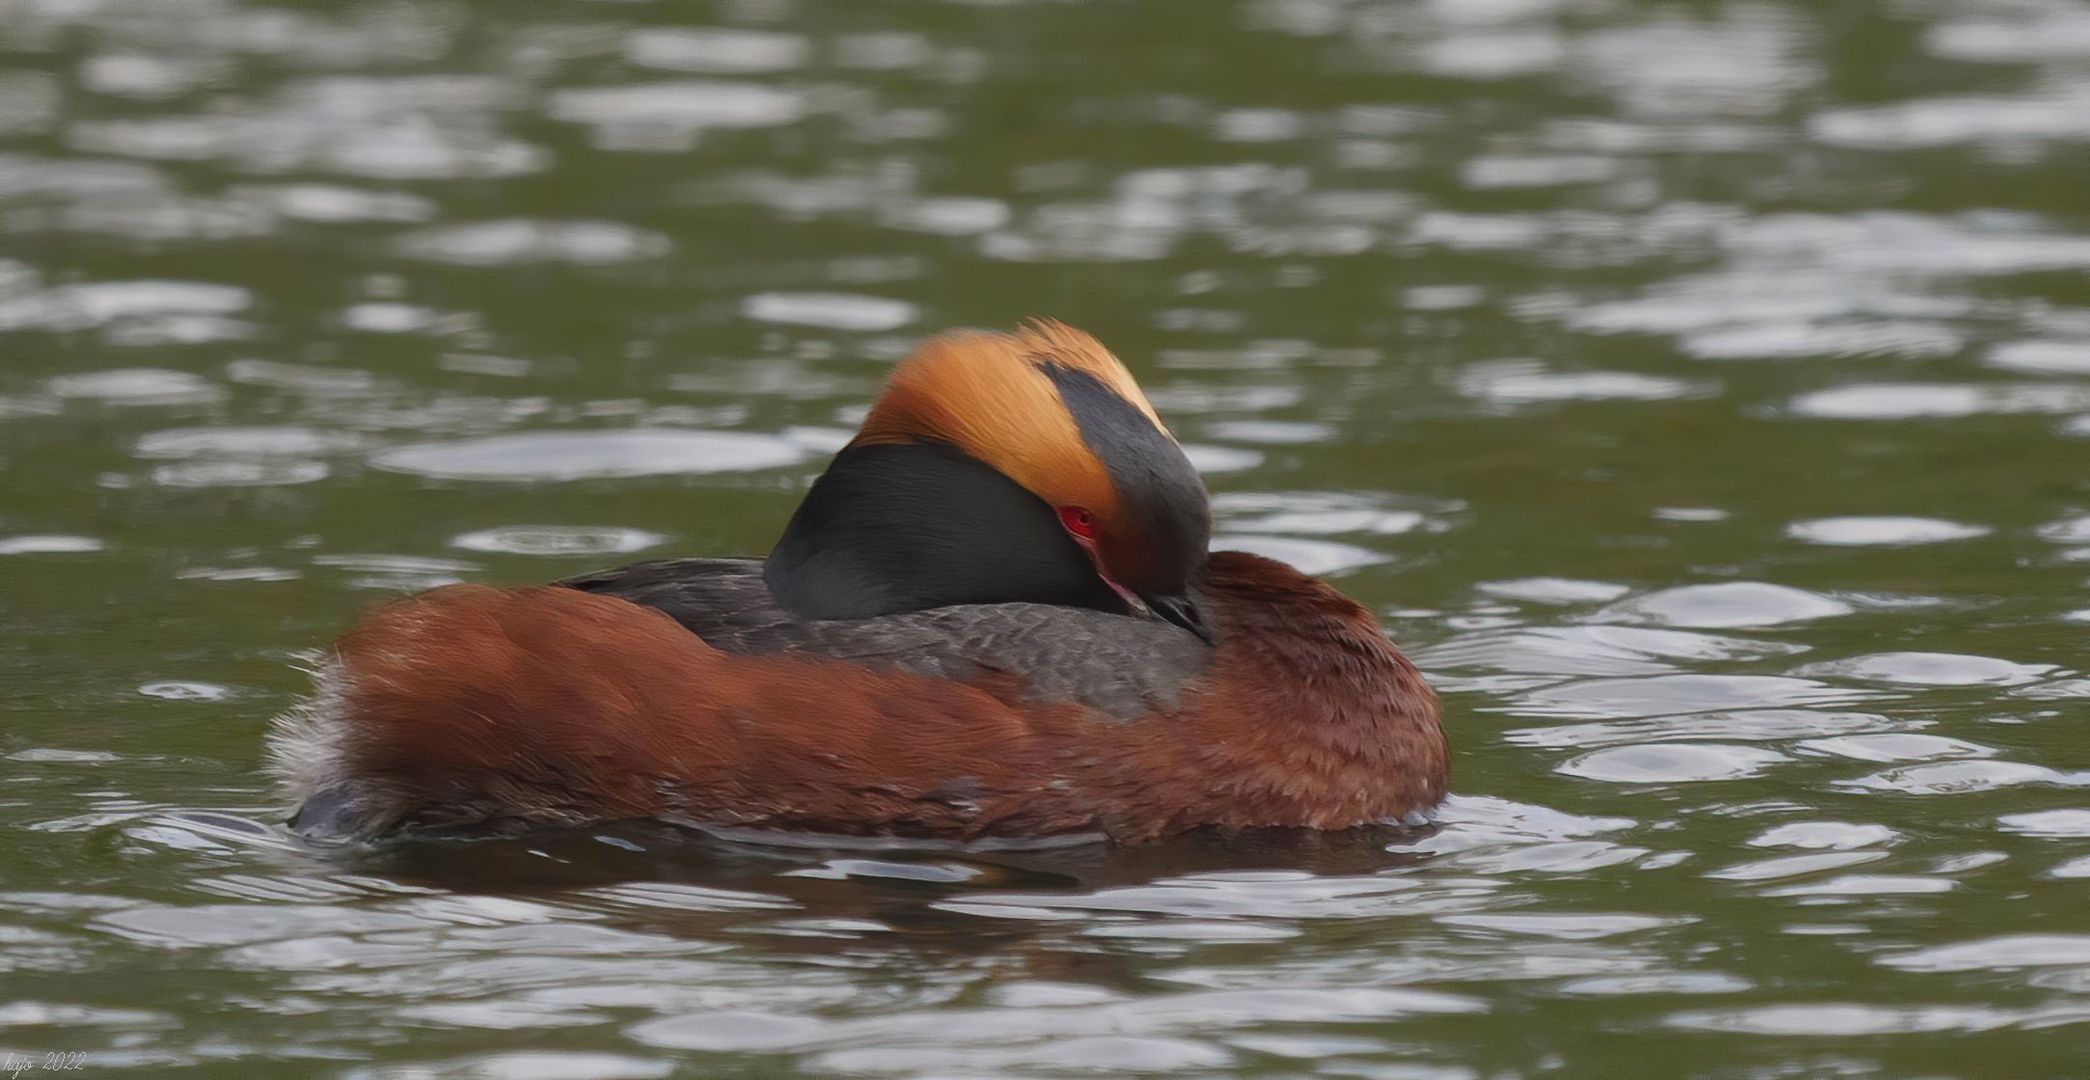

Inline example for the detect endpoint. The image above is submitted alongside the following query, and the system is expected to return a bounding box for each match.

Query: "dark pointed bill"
[1145,593,1212,644]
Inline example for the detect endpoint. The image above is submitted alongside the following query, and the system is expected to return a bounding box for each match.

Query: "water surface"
[5,0,2090,1075]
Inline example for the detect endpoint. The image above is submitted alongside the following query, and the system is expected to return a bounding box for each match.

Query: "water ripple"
[1594,583,1852,629]
[394,220,673,266]
[370,430,807,482]
[5,0,2088,1072]
[1786,516,1990,546]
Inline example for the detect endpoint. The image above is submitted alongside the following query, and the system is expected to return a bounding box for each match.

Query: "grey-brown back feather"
[560,558,1210,718]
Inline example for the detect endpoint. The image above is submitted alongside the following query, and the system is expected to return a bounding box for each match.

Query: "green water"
[5,0,2090,1075]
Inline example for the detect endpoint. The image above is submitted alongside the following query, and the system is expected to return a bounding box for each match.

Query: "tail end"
[265,584,719,844]
[267,655,397,843]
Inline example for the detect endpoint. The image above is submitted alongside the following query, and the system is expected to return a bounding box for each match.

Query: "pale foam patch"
[1212,535,1389,576]
[1664,1003,2086,1036]
[1840,761,2090,796]
[1793,652,2055,687]
[550,81,805,152]
[1558,743,1789,783]
[1813,90,2090,149]
[1987,339,2090,375]
[46,368,224,406]
[394,220,671,266]
[451,526,668,557]
[1510,674,1868,721]
[135,426,363,459]
[0,535,104,555]
[623,28,810,74]
[1457,359,1711,405]
[741,292,917,331]
[1476,578,1631,604]
[1594,582,1851,629]
[1785,516,1989,546]
[370,429,806,481]
[1789,382,2090,420]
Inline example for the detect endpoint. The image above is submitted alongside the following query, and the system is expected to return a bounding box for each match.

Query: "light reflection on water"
[5,0,2090,1074]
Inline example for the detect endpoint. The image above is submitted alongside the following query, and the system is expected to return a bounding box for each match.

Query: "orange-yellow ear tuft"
[852,320,1166,525]
[1009,318,1166,430]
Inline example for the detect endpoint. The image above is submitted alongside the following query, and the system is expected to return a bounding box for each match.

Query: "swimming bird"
[269,320,1445,845]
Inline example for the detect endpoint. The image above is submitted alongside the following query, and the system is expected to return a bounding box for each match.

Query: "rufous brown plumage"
[269,320,1446,845]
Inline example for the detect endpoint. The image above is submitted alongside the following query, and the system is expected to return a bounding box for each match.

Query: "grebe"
[269,320,1445,844]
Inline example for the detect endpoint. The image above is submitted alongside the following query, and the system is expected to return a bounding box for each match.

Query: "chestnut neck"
[765,441,1133,621]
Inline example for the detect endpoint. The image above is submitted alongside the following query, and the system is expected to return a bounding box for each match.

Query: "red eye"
[1058,505,1097,540]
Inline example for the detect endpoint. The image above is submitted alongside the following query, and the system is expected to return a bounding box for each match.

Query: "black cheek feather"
[765,441,1128,620]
